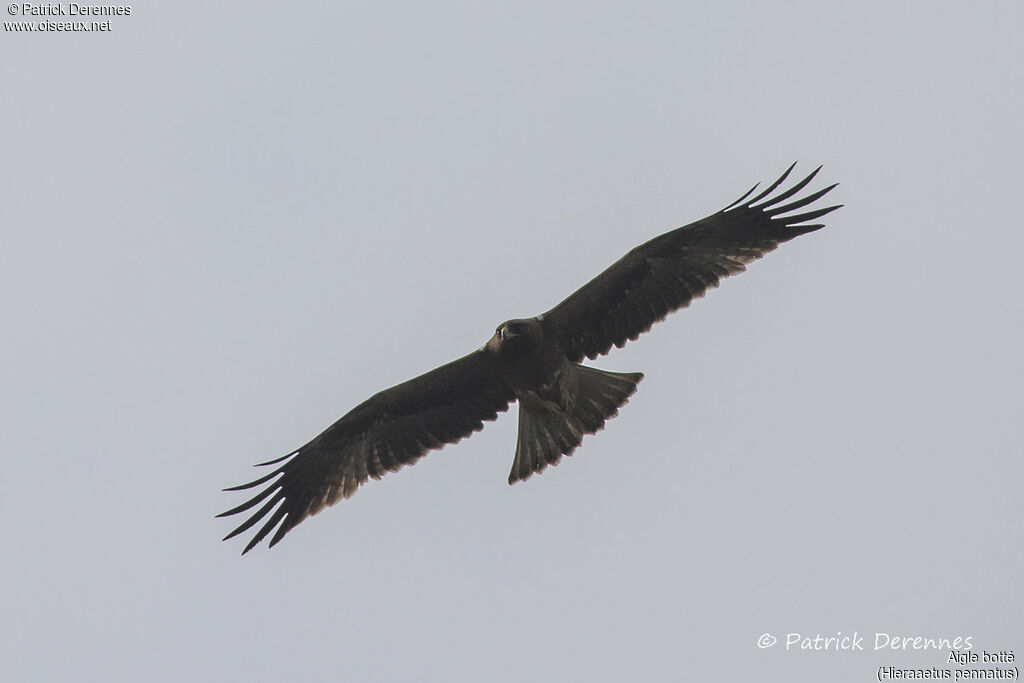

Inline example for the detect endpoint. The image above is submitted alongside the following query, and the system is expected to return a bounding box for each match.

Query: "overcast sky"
[3,2,1022,681]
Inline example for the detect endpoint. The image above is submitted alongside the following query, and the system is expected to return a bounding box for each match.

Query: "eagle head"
[487,317,543,357]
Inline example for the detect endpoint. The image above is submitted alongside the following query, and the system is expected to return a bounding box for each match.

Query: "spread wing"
[542,163,841,362]
[218,350,514,553]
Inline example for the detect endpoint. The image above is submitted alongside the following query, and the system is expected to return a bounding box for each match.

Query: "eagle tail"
[509,366,643,484]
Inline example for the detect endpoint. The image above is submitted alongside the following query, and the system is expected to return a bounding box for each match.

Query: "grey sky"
[2,2,1021,681]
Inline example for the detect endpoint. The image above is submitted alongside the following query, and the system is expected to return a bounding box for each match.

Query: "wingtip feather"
[723,181,760,211]
[745,162,798,206]
[255,451,296,467]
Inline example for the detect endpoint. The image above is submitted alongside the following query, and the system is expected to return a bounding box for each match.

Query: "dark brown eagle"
[220,163,841,553]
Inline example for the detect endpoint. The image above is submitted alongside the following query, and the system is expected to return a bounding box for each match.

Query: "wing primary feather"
[221,492,285,542]
[268,516,301,549]
[217,483,281,518]
[722,181,760,211]
[774,204,843,227]
[243,506,290,554]
[768,183,840,217]
[753,165,822,210]
[255,451,297,467]
[743,161,798,207]
[221,465,287,491]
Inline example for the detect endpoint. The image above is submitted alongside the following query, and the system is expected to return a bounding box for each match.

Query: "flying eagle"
[220,163,841,553]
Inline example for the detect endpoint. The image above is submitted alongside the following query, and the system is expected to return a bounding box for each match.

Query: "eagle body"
[486,318,564,405]
[488,317,583,415]
[220,164,841,553]
[485,316,645,483]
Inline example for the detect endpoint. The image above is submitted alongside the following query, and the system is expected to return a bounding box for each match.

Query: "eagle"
[220,163,841,553]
